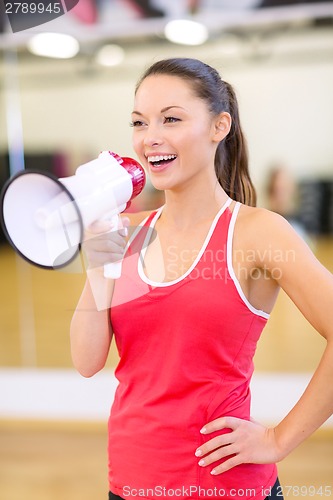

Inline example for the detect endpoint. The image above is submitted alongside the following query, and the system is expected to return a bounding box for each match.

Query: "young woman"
[70,58,333,500]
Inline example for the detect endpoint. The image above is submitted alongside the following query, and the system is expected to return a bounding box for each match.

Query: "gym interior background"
[0,1,333,499]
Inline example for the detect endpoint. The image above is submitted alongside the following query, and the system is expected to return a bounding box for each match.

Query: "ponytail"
[215,82,257,207]
[136,58,257,207]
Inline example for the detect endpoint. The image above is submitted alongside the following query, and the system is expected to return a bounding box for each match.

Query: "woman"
[70,58,333,500]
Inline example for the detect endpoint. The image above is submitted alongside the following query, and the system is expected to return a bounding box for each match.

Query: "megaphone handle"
[103,214,124,279]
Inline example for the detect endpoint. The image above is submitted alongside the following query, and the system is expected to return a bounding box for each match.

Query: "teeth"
[147,155,177,163]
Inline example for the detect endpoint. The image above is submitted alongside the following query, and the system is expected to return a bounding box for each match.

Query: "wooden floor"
[0,237,333,499]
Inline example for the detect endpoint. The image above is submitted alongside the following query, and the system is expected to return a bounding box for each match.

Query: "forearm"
[274,339,333,459]
[70,268,114,377]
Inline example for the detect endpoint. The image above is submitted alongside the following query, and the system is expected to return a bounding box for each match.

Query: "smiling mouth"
[147,154,177,168]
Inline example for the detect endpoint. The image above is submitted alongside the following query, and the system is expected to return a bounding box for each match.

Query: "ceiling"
[0,1,333,49]
[0,0,332,87]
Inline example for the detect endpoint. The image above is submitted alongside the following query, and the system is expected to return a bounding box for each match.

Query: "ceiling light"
[164,19,208,46]
[95,44,125,67]
[27,33,79,59]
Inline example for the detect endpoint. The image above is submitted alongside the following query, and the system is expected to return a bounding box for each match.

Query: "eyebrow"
[131,106,185,115]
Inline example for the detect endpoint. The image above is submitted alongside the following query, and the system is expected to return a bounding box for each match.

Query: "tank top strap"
[199,199,236,265]
[126,208,161,257]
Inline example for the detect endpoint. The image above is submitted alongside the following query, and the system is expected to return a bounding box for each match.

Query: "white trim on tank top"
[138,197,232,288]
[227,202,270,319]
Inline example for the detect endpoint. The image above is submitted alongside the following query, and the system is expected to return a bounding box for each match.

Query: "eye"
[130,120,146,128]
[164,116,180,124]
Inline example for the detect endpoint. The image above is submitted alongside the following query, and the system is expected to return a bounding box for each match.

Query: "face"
[131,74,230,192]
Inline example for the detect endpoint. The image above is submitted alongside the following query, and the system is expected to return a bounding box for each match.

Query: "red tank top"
[109,199,277,500]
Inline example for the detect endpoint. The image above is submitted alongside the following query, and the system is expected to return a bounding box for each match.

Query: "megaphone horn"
[0,151,146,278]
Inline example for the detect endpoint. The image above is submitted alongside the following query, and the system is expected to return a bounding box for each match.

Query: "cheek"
[181,125,212,154]
[132,133,142,155]
[185,120,212,141]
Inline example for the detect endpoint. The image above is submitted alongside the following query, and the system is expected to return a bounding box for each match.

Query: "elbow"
[70,343,110,378]
[73,359,106,378]
[78,368,99,378]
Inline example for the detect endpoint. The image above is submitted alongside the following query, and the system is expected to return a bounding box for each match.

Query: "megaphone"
[0,151,146,278]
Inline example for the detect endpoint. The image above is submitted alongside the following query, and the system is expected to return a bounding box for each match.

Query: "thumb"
[119,216,130,237]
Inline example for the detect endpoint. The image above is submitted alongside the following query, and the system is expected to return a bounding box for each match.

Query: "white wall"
[229,61,333,191]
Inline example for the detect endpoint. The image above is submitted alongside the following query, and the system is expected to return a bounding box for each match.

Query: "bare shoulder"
[235,202,318,272]
[236,203,297,244]
[237,203,285,225]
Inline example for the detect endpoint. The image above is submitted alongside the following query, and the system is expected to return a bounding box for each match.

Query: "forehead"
[134,74,202,110]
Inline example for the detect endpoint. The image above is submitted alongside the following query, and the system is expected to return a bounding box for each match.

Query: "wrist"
[86,267,115,311]
[272,424,298,462]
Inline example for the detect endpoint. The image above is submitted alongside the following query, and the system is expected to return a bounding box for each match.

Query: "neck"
[161,178,230,231]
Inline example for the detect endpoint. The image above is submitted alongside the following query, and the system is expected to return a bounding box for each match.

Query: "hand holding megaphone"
[82,215,130,278]
[0,151,146,279]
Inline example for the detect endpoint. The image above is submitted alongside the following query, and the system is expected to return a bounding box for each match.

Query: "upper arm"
[254,209,333,340]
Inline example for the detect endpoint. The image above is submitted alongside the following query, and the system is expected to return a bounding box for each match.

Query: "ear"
[212,112,232,143]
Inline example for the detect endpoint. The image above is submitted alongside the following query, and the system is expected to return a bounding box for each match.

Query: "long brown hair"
[135,58,257,207]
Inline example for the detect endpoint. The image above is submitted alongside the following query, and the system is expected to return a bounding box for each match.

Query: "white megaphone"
[0,151,146,278]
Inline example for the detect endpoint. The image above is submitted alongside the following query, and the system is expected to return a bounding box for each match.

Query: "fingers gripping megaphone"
[0,151,146,278]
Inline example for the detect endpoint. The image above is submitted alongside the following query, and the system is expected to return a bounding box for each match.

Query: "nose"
[143,124,163,148]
